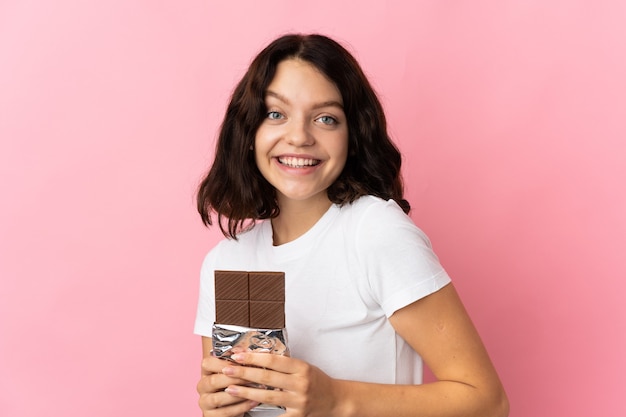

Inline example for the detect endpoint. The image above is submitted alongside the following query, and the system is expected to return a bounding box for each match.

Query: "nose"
[285,118,314,147]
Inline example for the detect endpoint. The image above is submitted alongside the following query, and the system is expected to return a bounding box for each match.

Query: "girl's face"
[254,59,349,209]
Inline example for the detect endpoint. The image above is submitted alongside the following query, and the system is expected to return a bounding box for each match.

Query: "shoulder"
[201,221,268,270]
[339,195,403,223]
[340,197,450,315]
[338,196,435,261]
[341,196,427,239]
[344,195,411,219]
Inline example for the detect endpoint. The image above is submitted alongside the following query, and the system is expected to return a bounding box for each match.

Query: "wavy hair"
[197,33,410,238]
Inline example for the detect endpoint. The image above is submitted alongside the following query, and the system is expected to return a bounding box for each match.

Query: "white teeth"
[278,157,320,168]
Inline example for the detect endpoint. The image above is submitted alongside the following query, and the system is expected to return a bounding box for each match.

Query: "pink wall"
[1,1,624,416]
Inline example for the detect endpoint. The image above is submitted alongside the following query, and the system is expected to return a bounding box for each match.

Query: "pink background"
[1,1,624,416]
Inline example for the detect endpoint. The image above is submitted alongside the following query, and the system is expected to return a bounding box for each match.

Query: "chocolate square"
[249,272,285,301]
[215,270,249,300]
[249,300,285,328]
[215,300,249,327]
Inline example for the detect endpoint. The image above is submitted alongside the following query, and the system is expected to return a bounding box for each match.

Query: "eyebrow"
[265,90,344,110]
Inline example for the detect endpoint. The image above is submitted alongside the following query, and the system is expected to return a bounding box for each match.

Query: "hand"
[197,354,260,417]
[221,352,342,417]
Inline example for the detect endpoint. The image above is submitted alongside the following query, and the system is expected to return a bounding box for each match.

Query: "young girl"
[194,34,509,417]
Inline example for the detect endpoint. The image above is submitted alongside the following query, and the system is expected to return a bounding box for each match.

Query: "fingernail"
[231,353,245,362]
[225,386,239,395]
[222,366,235,376]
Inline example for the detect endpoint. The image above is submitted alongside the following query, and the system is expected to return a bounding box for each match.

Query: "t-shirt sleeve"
[193,247,218,337]
[354,199,451,317]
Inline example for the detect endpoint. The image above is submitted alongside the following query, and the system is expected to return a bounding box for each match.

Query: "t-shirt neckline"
[261,203,341,263]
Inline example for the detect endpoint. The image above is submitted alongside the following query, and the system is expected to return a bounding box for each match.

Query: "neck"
[271,195,332,246]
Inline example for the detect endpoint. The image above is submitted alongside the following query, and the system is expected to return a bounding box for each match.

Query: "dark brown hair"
[197,33,410,238]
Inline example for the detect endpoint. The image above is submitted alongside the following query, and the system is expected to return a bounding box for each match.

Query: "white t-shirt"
[194,195,451,385]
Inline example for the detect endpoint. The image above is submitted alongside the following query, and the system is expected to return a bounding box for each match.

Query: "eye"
[266,111,284,120]
[316,115,337,125]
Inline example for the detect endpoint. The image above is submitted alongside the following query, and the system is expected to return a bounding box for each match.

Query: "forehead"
[265,59,343,104]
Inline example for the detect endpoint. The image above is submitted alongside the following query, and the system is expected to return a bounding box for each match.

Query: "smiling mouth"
[278,156,321,168]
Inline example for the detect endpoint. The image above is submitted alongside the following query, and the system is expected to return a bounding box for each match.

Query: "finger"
[225,384,289,410]
[222,363,295,393]
[202,356,240,375]
[230,352,304,374]
[197,372,250,394]
[199,390,258,412]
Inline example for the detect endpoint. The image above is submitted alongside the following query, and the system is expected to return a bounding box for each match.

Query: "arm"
[339,283,509,417]
[220,284,509,417]
[197,336,260,417]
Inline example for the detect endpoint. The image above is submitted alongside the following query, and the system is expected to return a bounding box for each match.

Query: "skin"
[253,59,349,245]
[197,59,509,417]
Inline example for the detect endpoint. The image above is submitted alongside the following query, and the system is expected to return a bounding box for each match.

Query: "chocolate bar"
[213,271,288,412]
[214,270,285,328]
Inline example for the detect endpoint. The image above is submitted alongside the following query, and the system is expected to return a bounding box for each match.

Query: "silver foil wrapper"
[212,323,290,414]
